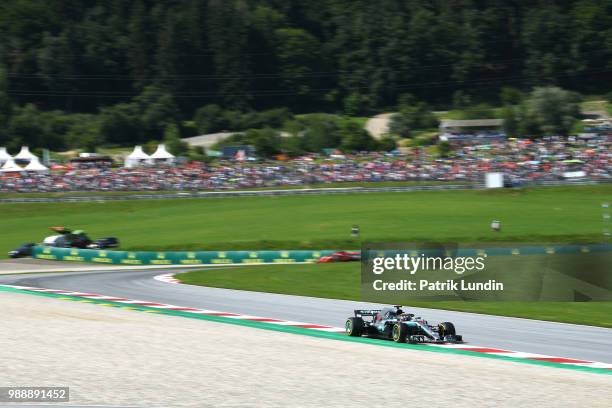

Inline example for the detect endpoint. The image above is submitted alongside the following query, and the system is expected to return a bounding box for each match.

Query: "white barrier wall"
[485,172,504,188]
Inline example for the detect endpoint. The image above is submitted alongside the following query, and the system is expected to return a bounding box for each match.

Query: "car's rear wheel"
[438,322,456,337]
[346,317,364,337]
[392,323,409,343]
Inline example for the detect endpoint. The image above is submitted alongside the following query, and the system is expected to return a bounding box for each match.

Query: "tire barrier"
[32,243,612,266]
[32,246,336,265]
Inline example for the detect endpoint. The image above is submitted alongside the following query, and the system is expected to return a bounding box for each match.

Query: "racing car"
[317,251,361,263]
[345,306,463,344]
[42,226,119,249]
[8,243,35,258]
[88,236,120,249]
[8,227,120,258]
[43,226,92,248]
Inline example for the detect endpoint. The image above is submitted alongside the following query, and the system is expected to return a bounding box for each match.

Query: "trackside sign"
[32,246,334,265]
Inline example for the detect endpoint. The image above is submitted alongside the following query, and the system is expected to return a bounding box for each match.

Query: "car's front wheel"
[345,317,364,337]
[438,322,456,337]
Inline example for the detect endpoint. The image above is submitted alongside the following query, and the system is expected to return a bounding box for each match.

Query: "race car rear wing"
[354,309,382,317]
[50,226,71,234]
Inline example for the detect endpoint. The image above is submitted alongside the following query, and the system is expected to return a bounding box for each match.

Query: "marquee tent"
[0,157,23,172]
[124,145,151,168]
[24,156,49,172]
[150,144,175,164]
[0,147,11,165]
[14,146,37,162]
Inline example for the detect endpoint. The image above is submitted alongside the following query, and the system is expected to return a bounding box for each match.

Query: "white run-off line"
[154,273,182,284]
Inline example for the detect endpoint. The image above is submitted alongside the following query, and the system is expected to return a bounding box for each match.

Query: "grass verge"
[0,185,610,257]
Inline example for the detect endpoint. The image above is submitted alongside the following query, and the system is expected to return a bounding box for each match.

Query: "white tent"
[24,156,49,172]
[124,145,151,168]
[14,146,37,162]
[0,147,11,165]
[0,157,23,172]
[150,144,175,164]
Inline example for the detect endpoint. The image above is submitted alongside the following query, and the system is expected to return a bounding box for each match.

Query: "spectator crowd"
[0,136,610,193]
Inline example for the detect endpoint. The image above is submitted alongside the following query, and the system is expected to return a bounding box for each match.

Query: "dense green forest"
[1,0,611,151]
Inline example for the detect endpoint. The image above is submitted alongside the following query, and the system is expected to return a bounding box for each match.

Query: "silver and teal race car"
[345,306,463,344]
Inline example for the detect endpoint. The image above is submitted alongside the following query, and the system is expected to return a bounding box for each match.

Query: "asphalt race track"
[1,268,612,364]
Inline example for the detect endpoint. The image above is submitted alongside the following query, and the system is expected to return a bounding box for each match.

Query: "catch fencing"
[1,179,609,204]
[0,184,478,203]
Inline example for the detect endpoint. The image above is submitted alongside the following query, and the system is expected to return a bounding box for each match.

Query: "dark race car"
[345,306,463,344]
[88,237,120,249]
[8,243,36,258]
[6,227,121,258]
[43,227,119,249]
[317,251,361,263]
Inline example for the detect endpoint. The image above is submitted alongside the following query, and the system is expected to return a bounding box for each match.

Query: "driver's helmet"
[382,307,396,319]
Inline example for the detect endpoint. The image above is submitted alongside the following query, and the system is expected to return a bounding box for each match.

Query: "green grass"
[0,185,610,257]
[95,146,132,155]
[580,99,608,113]
[434,107,504,120]
[402,129,439,147]
[345,116,369,127]
[179,263,360,299]
[293,113,369,129]
[177,262,612,328]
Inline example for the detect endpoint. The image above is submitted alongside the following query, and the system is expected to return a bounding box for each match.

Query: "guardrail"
[1,179,609,203]
[32,243,612,266]
[0,184,478,203]
[32,246,336,265]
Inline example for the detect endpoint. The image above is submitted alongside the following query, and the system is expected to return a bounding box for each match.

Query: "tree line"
[0,0,611,153]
